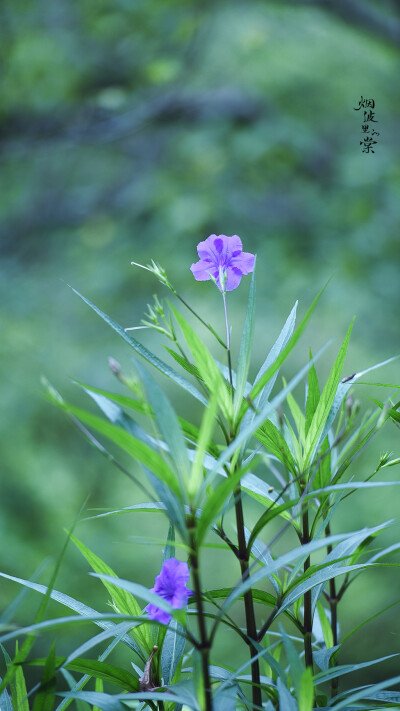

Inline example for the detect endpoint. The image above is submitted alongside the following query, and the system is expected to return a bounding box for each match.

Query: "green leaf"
[0,677,13,711]
[161,618,186,685]
[282,564,374,616]
[196,458,257,544]
[315,653,399,686]
[244,283,328,413]
[0,572,141,656]
[56,401,182,500]
[254,420,297,475]
[30,657,139,692]
[9,642,29,711]
[316,602,334,650]
[55,626,131,711]
[69,286,207,405]
[163,347,203,381]
[57,691,125,711]
[298,667,313,711]
[210,529,368,630]
[320,355,399,443]
[189,392,218,503]
[0,513,78,697]
[281,625,303,695]
[74,381,150,417]
[233,263,256,419]
[304,319,354,468]
[328,674,400,709]
[239,301,298,450]
[205,588,299,629]
[278,677,298,711]
[286,390,305,448]
[69,533,151,652]
[206,341,330,489]
[305,350,320,437]
[90,574,187,629]
[170,304,232,421]
[135,361,190,494]
[33,642,56,711]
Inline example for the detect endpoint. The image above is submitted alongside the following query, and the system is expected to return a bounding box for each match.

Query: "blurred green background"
[1,0,400,691]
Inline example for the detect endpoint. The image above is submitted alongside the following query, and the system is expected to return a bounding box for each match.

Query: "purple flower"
[190,234,255,292]
[146,558,192,625]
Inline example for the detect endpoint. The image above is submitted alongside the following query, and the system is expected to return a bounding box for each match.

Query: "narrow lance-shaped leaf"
[170,303,232,421]
[305,349,320,436]
[239,300,298,446]
[55,401,182,500]
[68,285,207,405]
[210,528,380,631]
[303,319,354,468]
[242,283,329,417]
[32,642,56,711]
[233,262,256,419]
[320,355,399,445]
[0,572,142,656]
[206,340,331,488]
[298,667,313,711]
[30,657,139,692]
[90,574,187,628]
[135,361,190,495]
[69,533,152,652]
[190,392,218,504]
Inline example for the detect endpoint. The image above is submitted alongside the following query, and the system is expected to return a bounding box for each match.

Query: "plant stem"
[189,520,213,711]
[326,524,339,697]
[173,291,226,348]
[234,485,262,709]
[222,290,233,393]
[302,504,313,670]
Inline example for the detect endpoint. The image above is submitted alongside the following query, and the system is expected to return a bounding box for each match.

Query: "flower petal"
[190,260,213,281]
[196,234,220,262]
[231,250,255,275]
[223,234,243,261]
[146,603,171,625]
[225,266,243,291]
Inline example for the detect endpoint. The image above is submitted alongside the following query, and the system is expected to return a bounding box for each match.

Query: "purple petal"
[223,235,243,261]
[225,266,243,291]
[190,260,213,282]
[146,603,171,625]
[213,237,224,254]
[231,250,255,275]
[196,234,220,262]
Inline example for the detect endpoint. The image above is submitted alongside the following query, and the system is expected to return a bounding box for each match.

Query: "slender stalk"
[221,289,233,392]
[326,524,339,697]
[173,291,226,348]
[234,486,262,709]
[221,285,260,706]
[189,519,213,711]
[302,505,313,670]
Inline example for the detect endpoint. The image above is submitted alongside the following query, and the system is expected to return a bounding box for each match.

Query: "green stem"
[173,290,226,348]
[326,525,339,697]
[302,505,313,670]
[234,486,262,709]
[221,289,233,393]
[189,520,213,711]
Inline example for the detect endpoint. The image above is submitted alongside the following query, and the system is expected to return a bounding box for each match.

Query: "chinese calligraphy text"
[354,96,379,153]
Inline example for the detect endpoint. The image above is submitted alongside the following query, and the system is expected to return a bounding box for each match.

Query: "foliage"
[1,255,399,710]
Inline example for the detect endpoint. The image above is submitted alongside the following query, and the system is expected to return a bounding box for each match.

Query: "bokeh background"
[1,0,400,691]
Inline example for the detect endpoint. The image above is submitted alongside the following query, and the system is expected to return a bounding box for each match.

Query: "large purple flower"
[190,234,255,292]
[146,558,192,625]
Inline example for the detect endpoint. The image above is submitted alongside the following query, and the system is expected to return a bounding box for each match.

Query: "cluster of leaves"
[1,264,399,710]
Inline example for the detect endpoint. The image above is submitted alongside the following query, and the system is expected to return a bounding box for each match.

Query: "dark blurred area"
[1,0,400,687]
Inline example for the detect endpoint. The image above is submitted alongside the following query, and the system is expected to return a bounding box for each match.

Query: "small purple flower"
[190,234,255,292]
[146,558,192,625]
